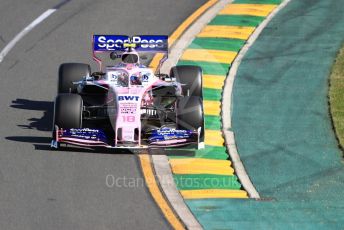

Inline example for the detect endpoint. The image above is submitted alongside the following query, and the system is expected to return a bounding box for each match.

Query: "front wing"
[51,127,200,150]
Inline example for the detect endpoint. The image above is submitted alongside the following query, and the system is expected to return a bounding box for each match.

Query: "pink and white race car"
[51,35,204,150]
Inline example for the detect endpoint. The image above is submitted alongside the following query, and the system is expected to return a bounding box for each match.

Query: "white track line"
[222,0,292,199]
[0,9,56,63]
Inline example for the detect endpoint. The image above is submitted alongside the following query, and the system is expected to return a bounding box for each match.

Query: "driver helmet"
[121,48,140,64]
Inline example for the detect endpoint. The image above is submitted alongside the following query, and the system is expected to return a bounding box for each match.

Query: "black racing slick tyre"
[53,94,83,129]
[176,96,204,141]
[58,63,91,93]
[170,65,203,97]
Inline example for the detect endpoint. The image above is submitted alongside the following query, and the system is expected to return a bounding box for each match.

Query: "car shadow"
[10,98,53,131]
[148,148,196,157]
[5,98,56,150]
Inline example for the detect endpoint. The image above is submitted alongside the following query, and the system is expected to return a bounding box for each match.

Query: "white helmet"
[121,48,140,64]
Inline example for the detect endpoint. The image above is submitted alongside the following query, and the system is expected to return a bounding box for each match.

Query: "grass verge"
[329,44,344,149]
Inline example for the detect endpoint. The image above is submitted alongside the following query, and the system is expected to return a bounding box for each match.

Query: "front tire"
[170,65,203,97]
[176,96,204,141]
[58,63,91,93]
[53,94,83,129]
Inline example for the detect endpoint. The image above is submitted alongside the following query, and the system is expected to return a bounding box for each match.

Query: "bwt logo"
[118,96,140,101]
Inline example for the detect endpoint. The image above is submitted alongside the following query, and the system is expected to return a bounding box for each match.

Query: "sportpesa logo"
[93,35,168,52]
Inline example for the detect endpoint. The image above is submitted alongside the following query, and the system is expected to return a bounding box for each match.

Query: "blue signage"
[93,35,168,52]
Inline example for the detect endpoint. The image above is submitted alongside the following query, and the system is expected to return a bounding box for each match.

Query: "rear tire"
[58,63,91,93]
[170,65,203,97]
[176,96,204,141]
[53,94,83,129]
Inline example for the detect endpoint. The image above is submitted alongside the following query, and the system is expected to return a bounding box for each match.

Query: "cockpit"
[107,69,147,87]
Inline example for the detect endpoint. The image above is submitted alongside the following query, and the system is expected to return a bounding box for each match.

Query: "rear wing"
[92,35,168,71]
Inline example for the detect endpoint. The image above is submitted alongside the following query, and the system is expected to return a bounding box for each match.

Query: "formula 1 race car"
[50,35,204,150]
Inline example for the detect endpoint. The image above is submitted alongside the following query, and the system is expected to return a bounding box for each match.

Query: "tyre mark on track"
[0,35,5,43]
[52,0,72,10]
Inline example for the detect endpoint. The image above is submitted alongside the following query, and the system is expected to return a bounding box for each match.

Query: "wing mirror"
[110,52,119,60]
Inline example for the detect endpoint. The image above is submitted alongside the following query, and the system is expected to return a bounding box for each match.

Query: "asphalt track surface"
[0,0,206,229]
[187,0,344,229]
